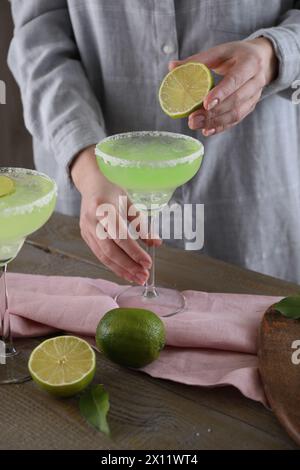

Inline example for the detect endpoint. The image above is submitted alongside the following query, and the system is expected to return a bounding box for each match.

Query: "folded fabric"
[7,273,281,406]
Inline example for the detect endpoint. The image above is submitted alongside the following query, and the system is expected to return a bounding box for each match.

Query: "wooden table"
[1,212,299,450]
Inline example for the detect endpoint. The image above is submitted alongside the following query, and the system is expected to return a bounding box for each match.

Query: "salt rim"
[0,167,57,217]
[95,131,204,168]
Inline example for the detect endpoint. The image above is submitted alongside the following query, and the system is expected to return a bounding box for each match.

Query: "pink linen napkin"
[7,273,281,406]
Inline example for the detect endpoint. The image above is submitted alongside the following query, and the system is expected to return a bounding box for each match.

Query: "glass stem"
[143,213,158,299]
[0,264,14,356]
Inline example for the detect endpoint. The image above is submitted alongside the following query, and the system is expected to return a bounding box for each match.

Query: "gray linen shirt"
[8,0,300,282]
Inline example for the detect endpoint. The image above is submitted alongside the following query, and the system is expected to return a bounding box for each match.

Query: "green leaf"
[274,296,300,319]
[79,384,110,436]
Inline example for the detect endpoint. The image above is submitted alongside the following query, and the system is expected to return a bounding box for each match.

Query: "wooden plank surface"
[1,212,299,450]
[29,213,300,296]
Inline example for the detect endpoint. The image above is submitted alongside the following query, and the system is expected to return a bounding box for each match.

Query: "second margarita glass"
[96,131,204,316]
[0,168,57,384]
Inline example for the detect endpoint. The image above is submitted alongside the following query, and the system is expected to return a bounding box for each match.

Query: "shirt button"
[162,44,175,55]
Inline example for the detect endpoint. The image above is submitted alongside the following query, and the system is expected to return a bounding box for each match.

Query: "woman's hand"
[170,38,278,136]
[71,146,159,285]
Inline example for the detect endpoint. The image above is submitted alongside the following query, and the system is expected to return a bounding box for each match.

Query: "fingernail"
[169,61,179,71]
[193,115,205,128]
[140,260,151,270]
[135,272,148,285]
[207,99,219,111]
[203,128,216,137]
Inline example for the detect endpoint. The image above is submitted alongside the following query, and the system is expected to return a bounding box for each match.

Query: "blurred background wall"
[0,0,33,168]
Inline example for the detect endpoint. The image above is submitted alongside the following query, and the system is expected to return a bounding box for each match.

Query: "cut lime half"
[159,62,214,119]
[28,336,96,397]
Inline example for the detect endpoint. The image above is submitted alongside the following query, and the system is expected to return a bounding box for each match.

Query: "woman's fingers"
[168,43,233,72]
[80,187,159,284]
[96,206,152,269]
[189,76,264,134]
[111,215,152,269]
[203,92,261,135]
[100,238,149,285]
[85,229,149,285]
[190,75,264,127]
[169,40,272,136]
[142,237,163,247]
[127,206,162,247]
[204,58,259,111]
[82,207,151,284]
[95,220,151,279]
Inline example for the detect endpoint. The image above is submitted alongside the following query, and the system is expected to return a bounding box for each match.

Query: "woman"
[8,0,300,283]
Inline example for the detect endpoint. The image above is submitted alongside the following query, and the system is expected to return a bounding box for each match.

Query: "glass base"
[116,285,185,317]
[0,338,32,384]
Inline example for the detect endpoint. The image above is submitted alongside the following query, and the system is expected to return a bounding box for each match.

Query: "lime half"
[0,175,15,197]
[159,62,214,119]
[28,336,96,397]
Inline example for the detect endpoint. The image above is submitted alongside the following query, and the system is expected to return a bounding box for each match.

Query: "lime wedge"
[28,336,96,397]
[159,62,214,119]
[0,175,15,197]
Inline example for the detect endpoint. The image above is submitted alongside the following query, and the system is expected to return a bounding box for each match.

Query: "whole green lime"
[96,308,166,368]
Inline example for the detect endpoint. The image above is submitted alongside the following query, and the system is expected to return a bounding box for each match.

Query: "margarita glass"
[0,168,57,384]
[96,131,204,316]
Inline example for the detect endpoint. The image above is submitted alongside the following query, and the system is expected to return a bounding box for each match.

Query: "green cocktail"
[96,131,204,316]
[0,168,57,384]
[96,131,203,210]
[0,168,57,265]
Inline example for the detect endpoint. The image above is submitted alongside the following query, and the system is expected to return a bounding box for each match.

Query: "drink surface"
[98,133,201,163]
[0,168,57,263]
[96,132,203,203]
